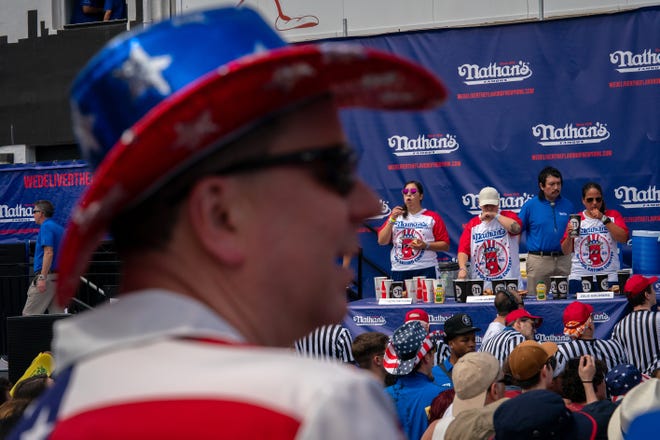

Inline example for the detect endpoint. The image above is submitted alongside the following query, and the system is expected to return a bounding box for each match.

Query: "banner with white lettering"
[343,6,660,284]
[0,161,91,242]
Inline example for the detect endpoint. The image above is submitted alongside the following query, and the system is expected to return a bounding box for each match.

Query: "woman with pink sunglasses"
[378,180,450,281]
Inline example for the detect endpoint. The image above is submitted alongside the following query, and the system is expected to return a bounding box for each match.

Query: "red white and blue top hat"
[58,6,448,306]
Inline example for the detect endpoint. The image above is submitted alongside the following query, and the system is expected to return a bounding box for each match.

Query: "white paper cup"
[383,279,393,298]
[374,276,387,299]
[423,279,435,303]
[405,279,415,299]
[413,276,426,302]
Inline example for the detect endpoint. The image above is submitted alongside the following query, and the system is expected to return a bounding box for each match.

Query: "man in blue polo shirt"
[519,166,574,296]
[23,200,65,315]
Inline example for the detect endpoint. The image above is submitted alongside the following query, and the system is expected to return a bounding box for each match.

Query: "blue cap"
[605,363,642,398]
[494,390,597,439]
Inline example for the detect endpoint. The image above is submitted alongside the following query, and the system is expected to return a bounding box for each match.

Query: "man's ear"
[488,382,499,400]
[185,176,246,266]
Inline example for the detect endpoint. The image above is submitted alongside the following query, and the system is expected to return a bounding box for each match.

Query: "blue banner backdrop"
[0,161,91,243]
[0,9,657,292]
[345,296,631,346]
[340,7,660,288]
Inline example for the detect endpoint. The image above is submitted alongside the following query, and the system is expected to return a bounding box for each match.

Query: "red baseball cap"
[505,309,542,328]
[405,309,430,324]
[624,274,658,298]
[563,301,594,329]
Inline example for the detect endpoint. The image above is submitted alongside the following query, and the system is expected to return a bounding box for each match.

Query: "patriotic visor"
[56,6,447,306]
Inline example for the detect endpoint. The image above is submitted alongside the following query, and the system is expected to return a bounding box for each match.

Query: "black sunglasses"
[585,197,602,203]
[213,144,358,196]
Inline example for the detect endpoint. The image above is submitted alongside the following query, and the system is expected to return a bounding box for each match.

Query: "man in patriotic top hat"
[457,186,522,291]
[10,6,447,439]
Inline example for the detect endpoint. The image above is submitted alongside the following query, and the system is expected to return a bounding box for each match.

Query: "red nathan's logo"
[577,233,612,271]
[476,239,509,278]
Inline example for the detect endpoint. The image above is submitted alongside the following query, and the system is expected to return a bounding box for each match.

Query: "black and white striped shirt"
[295,325,355,363]
[435,340,451,365]
[479,328,525,365]
[556,338,628,373]
[611,310,660,375]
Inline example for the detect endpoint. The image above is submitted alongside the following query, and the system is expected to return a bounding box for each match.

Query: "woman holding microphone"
[561,182,629,293]
[378,181,450,281]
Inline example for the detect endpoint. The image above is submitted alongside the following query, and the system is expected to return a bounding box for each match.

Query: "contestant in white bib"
[457,187,523,291]
[561,182,629,285]
[378,181,450,281]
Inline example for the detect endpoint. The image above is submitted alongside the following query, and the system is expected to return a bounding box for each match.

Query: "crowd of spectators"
[291,274,659,439]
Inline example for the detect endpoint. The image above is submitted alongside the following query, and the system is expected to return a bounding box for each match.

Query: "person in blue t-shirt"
[519,166,575,296]
[71,0,126,24]
[432,313,480,390]
[384,321,443,440]
[23,200,65,315]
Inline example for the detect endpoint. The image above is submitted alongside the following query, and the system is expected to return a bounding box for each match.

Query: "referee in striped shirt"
[295,324,355,363]
[480,308,542,365]
[556,301,628,373]
[611,274,660,376]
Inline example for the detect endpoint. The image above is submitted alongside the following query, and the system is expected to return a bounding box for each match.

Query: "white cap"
[478,187,500,207]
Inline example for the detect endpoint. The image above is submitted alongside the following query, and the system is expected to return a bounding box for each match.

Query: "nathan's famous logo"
[428,313,453,325]
[0,204,35,223]
[387,134,459,157]
[462,191,533,215]
[577,233,612,272]
[394,228,424,263]
[476,239,510,278]
[536,333,571,343]
[614,185,660,209]
[352,315,386,326]
[457,60,532,85]
[592,312,610,323]
[531,121,610,146]
[368,199,392,221]
[609,48,660,73]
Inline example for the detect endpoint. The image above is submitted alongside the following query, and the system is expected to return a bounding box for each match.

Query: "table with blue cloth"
[344,295,631,348]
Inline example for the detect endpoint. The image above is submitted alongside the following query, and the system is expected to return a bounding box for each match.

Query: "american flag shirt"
[10,290,403,440]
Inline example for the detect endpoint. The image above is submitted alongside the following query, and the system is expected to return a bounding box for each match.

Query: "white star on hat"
[114,42,173,98]
[173,111,220,150]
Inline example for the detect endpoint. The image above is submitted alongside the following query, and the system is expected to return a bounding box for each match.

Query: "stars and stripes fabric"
[294,325,355,363]
[383,322,441,375]
[479,328,526,365]
[9,290,405,440]
[10,338,402,440]
[555,338,628,373]
[611,310,660,375]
